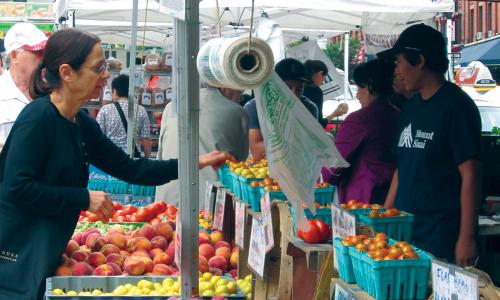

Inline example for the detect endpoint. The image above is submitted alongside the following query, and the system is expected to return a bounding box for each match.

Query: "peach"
[107,226,125,235]
[166,220,176,231]
[127,237,151,253]
[87,252,106,268]
[94,263,114,276]
[72,232,84,246]
[71,250,89,262]
[215,241,231,250]
[199,243,215,260]
[230,249,238,269]
[149,248,164,258]
[152,264,173,275]
[90,237,107,252]
[106,253,125,268]
[151,236,168,250]
[198,231,211,245]
[210,231,224,246]
[138,224,156,240]
[198,255,209,273]
[106,232,128,249]
[229,269,238,279]
[155,222,173,241]
[84,233,100,249]
[124,256,146,275]
[153,252,172,266]
[65,240,80,256]
[215,247,231,261]
[107,262,122,275]
[55,265,73,276]
[132,250,151,258]
[72,262,93,276]
[135,255,154,273]
[66,258,77,267]
[100,244,120,257]
[166,241,175,259]
[82,228,101,245]
[120,250,130,257]
[208,255,228,271]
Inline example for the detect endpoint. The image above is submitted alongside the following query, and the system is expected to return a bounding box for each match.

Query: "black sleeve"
[449,96,482,165]
[2,119,89,216]
[81,114,179,186]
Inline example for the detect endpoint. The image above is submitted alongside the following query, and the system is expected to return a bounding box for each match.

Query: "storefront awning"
[458,36,500,66]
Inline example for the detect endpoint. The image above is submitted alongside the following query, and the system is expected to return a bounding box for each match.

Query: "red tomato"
[313,219,331,242]
[150,218,161,226]
[128,214,137,222]
[113,202,123,210]
[166,205,178,216]
[87,213,100,222]
[149,202,162,216]
[115,215,126,222]
[157,201,167,213]
[297,220,330,244]
[80,210,89,217]
[136,207,153,222]
[122,205,137,216]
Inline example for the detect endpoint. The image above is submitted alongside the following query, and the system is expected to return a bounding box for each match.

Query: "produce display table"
[329,278,375,300]
[287,238,331,271]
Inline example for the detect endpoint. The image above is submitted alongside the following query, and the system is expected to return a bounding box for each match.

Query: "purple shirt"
[322,99,399,204]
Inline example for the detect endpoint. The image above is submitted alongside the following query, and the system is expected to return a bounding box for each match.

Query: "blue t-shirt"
[394,81,481,259]
[243,96,318,129]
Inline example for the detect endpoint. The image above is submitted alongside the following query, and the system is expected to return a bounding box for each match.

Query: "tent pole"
[126,0,139,157]
[344,31,350,101]
[177,0,200,298]
[446,17,453,82]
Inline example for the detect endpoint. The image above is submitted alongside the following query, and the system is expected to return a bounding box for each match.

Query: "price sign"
[235,201,246,249]
[333,282,358,300]
[432,259,479,300]
[204,181,215,220]
[331,205,356,239]
[248,217,266,278]
[260,192,274,253]
[174,210,181,268]
[212,188,226,231]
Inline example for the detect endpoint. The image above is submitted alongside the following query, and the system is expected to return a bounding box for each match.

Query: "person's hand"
[88,191,114,223]
[335,103,349,116]
[455,235,477,266]
[199,151,236,169]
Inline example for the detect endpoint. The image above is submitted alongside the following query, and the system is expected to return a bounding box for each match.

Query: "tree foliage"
[323,37,361,70]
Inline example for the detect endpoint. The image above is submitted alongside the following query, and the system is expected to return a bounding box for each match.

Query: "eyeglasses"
[94,61,109,75]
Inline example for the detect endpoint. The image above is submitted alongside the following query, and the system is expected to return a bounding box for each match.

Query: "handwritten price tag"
[432,259,479,300]
[331,205,356,239]
[212,188,226,231]
[260,192,274,253]
[235,201,246,249]
[248,217,266,278]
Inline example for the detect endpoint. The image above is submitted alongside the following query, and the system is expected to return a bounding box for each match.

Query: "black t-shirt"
[304,84,328,128]
[393,81,481,259]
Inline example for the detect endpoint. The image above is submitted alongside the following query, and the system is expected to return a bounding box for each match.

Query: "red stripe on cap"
[21,40,47,52]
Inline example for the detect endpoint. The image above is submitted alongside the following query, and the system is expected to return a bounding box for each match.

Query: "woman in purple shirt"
[322,59,399,204]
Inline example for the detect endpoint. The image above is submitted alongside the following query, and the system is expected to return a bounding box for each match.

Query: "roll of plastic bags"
[197,35,274,90]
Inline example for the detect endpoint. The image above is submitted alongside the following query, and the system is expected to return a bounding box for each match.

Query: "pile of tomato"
[297,219,331,244]
[342,233,419,260]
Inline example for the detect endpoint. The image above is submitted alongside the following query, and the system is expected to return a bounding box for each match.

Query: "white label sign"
[432,259,479,300]
[212,188,226,231]
[248,217,266,278]
[333,282,357,300]
[235,201,246,249]
[204,181,214,220]
[260,192,274,253]
[331,205,356,239]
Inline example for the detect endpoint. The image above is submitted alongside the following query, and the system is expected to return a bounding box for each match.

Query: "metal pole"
[446,18,453,82]
[177,0,200,297]
[343,31,349,101]
[126,0,139,157]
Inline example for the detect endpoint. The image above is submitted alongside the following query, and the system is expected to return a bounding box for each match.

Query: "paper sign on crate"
[333,282,358,300]
[260,192,274,253]
[432,259,479,300]
[213,188,226,231]
[331,205,356,239]
[248,217,266,278]
[235,201,246,249]
[204,181,215,220]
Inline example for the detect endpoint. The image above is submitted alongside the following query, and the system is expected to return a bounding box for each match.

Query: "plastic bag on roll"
[197,35,274,90]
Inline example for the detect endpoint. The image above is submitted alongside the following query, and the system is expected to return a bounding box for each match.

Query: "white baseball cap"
[4,23,48,55]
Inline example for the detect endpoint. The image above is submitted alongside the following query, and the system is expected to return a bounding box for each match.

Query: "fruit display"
[78,201,177,223]
[228,159,268,179]
[366,208,407,218]
[296,219,331,244]
[76,222,145,234]
[199,212,213,231]
[341,233,419,260]
[339,199,383,210]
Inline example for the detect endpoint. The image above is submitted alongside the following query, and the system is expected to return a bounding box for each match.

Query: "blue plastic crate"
[258,187,287,201]
[349,243,431,300]
[333,238,356,284]
[347,208,386,221]
[314,186,335,205]
[107,175,129,194]
[239,176,262,204]
[217,164,230,187]
[130,185,156,197]
[358,212,414,242]
[229,172,243,200]
[248,186,262,212]
[290,206,331,234]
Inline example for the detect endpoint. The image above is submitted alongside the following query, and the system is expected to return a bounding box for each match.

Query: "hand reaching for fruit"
[88,191,114,223]
[199,151,235,170]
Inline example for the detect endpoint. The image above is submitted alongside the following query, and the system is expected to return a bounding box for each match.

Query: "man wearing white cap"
[0,23,47,153]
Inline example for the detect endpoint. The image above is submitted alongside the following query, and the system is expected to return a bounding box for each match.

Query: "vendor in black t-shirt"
[378,24,481,266]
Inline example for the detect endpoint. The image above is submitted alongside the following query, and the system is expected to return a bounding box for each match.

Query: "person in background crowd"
[156,84,249,206]
[0,23,47,153]
[379,24,481,265]
[244,58,318,160]
[96,74,152,158]
[304,59,348,128]
[0,29,232,300]
[321,59,399,205]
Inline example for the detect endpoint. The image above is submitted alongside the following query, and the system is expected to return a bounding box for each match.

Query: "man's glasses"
[94,61,109,75]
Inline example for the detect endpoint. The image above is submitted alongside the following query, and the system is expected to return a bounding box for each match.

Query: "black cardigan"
[0,96,178,300]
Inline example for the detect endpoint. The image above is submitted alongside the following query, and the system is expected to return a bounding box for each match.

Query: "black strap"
[113,101,141,158]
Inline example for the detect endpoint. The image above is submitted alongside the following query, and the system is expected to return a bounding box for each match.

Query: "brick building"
[455,0,499,44]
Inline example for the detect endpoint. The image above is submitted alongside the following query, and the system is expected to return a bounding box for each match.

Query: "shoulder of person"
[15,96,55,123]
[243,98,256,111]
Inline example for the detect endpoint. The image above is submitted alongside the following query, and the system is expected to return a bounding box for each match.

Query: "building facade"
[455,0,499,44]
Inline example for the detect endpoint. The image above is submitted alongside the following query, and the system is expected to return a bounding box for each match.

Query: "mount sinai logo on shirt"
[398,123,435,149]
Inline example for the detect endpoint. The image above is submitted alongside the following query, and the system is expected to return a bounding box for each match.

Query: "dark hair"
[112,74,129,98]
[353,59,395,97]
[30,29,101,99]
[400,49,449,75]
[304,60,328,80]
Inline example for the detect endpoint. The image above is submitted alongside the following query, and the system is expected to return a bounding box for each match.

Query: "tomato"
[157,201,167,213]
[312,219,331,242]
[87,213,100,222]
[112,202,123,210]
[136,207,153,222]
[115,215,126,222]
[297,220,330,244]
[166,205,178,216]
[150,218,161,226]
[122,205,137,216]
